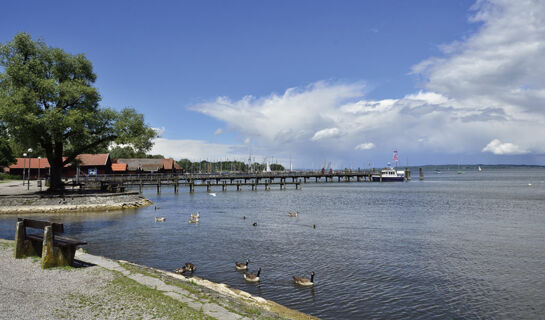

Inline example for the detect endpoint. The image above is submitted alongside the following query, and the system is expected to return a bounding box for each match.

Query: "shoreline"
[0,239,315,319]
[0,191,153,214]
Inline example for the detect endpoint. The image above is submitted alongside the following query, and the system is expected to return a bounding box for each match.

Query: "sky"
[2,0,545,168]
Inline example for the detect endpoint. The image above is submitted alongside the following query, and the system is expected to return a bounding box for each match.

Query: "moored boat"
[372,167,405,182]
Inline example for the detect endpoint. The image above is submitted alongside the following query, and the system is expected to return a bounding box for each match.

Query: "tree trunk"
[48,161,64,192]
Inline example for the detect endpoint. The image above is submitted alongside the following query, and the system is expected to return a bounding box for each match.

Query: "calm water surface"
[1,167,545,319]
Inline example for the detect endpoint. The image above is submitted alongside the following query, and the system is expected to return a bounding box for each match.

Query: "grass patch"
[59,270,214,320]
[0,240,14,249]
[119,262,294,319]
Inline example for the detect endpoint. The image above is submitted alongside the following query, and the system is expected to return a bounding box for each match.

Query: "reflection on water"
[1,167,545,319]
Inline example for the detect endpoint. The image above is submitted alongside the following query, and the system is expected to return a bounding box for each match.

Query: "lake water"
[1,167,544,319]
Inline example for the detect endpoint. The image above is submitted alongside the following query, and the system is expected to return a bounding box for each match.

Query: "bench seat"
[14,219,87,269]
[26,233,87,247]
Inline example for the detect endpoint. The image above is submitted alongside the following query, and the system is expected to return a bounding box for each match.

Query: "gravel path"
[0,240,312,320]
[0,240,116,319]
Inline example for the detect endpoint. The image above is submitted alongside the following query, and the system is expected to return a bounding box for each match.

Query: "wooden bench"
[14,218,87,269]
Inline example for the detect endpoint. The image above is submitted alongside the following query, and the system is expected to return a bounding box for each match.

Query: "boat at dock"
[371,167,405,182]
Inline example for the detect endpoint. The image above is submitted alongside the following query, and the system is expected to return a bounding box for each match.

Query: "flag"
[393,150,398,161]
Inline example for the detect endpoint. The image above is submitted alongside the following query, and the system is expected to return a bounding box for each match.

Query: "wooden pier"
[74,169,411,194]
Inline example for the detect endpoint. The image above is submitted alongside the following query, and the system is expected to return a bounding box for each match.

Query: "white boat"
[372,167,405,182]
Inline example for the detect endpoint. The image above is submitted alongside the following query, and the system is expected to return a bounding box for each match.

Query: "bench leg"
[14,221,24,258]
[14,221,40,259]
[41,226,74,269]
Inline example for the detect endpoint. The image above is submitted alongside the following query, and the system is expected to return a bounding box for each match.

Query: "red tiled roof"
[10,158,51,169]
[75,154,109,166]
[9,153,110,169]
[111,163,127,172]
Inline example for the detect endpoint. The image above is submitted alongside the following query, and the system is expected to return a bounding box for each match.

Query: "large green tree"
[0,33,156,190]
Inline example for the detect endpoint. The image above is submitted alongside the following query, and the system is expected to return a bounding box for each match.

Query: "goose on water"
[155,217,166,222]
[293,272,315,286]
[175,262,196,274]
[244,268,261,282]
[288,211,298,217]
[235,259,250,271]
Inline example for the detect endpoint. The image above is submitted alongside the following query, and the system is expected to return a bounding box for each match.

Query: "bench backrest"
[18,218,64,233]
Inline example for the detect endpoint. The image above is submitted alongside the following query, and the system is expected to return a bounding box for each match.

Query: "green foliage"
[0,125,15,168]
[175,159,285,173]
[0,33,156,190]
[0,173,19,180]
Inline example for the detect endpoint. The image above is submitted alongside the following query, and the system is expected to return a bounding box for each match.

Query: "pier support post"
[207,181,211,193]
[222,181,226,191]
[419,168,424,181]
[304,177,307,183]
[139,180,143,194]
[174,179,178,193]
[157,180,161,194]
[189,181,194,193]
[237,182,241,191]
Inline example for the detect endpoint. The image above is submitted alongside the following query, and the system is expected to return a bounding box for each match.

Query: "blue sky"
[2,0,545,168]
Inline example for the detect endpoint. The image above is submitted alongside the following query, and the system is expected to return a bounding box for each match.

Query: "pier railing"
[72,169,410,193]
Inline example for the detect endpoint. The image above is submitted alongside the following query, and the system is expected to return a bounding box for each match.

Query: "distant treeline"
[176,159,285,173]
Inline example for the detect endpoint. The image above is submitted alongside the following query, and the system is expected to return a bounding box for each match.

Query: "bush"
[0,173,19,181]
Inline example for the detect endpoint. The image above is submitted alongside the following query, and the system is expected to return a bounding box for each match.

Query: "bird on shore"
[288,211,298,217]
[155,217,166,222]
[252,222,257,227]
[243,216,246,220]
[175,262,196,274]
[293,272,315,286]
[235,259,250,271]
[313,224,316,229]
[244,268,261,282]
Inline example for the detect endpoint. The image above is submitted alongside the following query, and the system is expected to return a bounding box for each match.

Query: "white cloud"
[414,0,545,114]
[355,143,375,150]
[482,139,527,155]
[214,128,224,136]
[311,128,341,141]
[187,1,545,165]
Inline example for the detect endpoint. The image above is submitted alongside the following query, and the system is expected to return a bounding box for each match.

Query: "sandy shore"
[0,180,152,214]
[0,239,315,320]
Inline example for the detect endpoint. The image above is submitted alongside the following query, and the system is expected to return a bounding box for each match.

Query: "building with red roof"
[8,154,112,178]
[113,158,181,173]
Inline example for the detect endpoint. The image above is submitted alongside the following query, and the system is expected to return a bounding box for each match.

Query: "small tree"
[0,33,156,191]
